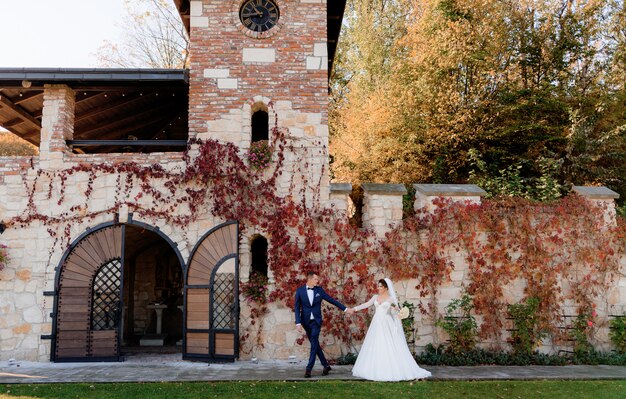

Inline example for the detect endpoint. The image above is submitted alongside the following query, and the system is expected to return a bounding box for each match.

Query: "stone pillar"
[329,183,352,218]
[413,184,486,212]
[362,183,406,237]
[40,84,75,169]
[572,186,619,226]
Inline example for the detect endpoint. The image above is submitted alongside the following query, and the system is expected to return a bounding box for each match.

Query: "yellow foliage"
[0,131,38,156]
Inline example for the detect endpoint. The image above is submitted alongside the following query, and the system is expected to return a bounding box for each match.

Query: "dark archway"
[52,220,185,362]
[121,223,185,354]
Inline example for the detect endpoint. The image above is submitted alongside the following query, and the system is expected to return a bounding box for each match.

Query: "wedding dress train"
[351,294,432,381]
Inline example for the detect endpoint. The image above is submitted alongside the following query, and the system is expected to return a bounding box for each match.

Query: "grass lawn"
[1,380,625,399]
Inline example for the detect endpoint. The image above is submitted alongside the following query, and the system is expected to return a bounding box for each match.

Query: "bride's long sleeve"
[353,295,376,312]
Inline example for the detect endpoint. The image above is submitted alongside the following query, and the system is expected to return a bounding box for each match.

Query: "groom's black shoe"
[322,366,332,376]
[304,370,312,378]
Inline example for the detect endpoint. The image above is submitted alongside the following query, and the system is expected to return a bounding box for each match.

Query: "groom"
[295,271,352,378]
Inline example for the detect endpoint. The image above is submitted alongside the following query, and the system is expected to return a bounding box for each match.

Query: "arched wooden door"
[52,225,124,362]
[184,221,239,362]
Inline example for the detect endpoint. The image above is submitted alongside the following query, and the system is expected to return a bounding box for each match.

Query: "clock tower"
[185,0,330,203]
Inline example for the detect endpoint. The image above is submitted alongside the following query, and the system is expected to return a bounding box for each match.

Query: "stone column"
[362,183,407,237]
[572,186,619,226]
[329,183,352,218]
[413,184,486,212]
[40,84,75,169]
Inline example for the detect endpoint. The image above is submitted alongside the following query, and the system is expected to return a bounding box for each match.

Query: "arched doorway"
[52,221,185,362]
[121,222,185,356]
[183,221,239,362]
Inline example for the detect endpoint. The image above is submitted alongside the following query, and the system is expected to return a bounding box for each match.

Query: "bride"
[349,278,431,381]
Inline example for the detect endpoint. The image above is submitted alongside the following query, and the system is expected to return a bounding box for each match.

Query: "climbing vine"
[1,119,624,353]
[0,244,8,272]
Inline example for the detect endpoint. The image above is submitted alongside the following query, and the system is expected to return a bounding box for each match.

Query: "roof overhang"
[0,68,189,153]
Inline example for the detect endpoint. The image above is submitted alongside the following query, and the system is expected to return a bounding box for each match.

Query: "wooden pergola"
[0,69,189,153]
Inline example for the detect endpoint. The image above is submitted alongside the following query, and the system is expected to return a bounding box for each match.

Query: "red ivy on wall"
[2,125,624,351]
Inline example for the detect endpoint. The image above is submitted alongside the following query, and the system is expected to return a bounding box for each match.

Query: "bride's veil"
[384,278,399,307]
[384,278,404,335]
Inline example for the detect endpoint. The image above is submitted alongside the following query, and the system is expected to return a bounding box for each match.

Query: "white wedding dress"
[352,295,432,381]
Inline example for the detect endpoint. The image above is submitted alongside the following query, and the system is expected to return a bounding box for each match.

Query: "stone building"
[1,0,625,364]
[0,0,347,363]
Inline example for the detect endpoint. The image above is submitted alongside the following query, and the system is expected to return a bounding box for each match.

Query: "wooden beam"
[14,91,43,105]
[2,117,24,127]
[31,92,105,119]
[75,91,106,104]
[64,85,186,91]
[75,92,152,123]
[0,94,41,131]
[76,102,181,138]
[67,140,186,147]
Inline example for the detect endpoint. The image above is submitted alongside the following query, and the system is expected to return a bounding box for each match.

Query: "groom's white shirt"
[307,286,314,319]
[307,286,314,305]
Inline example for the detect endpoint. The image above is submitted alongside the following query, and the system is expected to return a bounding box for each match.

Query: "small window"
[250,235,268,278]
[251,110,269,143]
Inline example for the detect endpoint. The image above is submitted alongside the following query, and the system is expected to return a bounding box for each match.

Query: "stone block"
[190,16,209,28]
[243,48,276,63]
[217,78,239,90]
[313,43,327,57]
[204,68,230,78]
[190,0,203,16]
[306,56,321,70]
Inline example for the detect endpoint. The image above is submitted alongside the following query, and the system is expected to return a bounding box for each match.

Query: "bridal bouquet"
[398,306,410,320]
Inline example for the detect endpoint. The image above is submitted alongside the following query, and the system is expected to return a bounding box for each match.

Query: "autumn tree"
[0,129,38,156]
[96,0,189,69]
[331,0,626,201]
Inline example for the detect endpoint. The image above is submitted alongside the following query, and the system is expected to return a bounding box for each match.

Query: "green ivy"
[507,297,547,356]
[436,294,478,354]
[609,314,626,354]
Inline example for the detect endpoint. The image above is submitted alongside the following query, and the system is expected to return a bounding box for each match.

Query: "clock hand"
[242,12,262,17]
[250,5,264,16]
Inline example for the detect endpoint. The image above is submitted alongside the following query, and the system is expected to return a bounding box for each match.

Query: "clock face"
[239,0,280,33]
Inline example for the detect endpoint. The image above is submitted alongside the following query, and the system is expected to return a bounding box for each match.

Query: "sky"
[0,0,127,68]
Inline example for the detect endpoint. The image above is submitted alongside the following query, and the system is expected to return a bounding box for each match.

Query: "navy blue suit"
[294,285,346,371]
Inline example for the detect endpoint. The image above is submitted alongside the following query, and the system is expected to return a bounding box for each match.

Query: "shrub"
[247,140,272,170]
[401,300,417,344]
[609,314,626,354]
[241,272,269,304]
[571,307,597,355]
[507,297,547,355]
[436,294,478,354]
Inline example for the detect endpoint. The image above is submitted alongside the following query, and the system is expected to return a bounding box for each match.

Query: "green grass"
[2,380,626,399]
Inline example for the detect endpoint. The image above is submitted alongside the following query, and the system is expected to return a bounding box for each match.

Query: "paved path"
[1,356,625,383]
